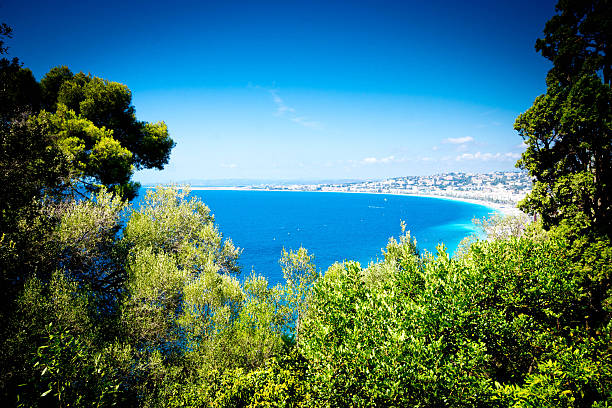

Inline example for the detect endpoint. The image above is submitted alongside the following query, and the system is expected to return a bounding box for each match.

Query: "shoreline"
[152,185,523,217]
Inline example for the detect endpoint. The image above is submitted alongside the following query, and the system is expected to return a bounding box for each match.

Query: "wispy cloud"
[268,89,322,129]
[475,121,501,129]
[221,163,238,169]
[444,136,474,144]
[359,155,400,165]
[290,116,321,129]
[479,109,498,117]
[455,152,520,161]
[269,89,295,116]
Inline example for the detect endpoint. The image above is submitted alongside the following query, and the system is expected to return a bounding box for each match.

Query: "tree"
[0,26,177,402]
[0,24,40,122]
[0,23,176,293]
[0,60,40,123]
[34,68,175,200]
[42,69,175,172]
[515,0,611,237]
[279,247,318,341]
[299,229,611,407]
[0,23,11,55]
[34,106,138,198]
[1,23,174,202]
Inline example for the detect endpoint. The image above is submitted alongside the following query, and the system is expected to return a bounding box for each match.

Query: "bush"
[299,229,611,407]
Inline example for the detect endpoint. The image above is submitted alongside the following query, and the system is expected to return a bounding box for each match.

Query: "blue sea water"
[159,190,496,286]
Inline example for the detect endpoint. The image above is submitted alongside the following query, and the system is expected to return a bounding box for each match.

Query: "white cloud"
[445,136,474,144]
[360,155,397,165]
[455,152,521,161]
[268,89,321,129]
[270,89,295,116]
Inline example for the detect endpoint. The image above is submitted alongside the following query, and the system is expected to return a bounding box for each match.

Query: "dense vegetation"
[515,0,611,237]
[1,0,610,406]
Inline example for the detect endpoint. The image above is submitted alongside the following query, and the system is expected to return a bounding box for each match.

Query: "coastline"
[163,185,523,217]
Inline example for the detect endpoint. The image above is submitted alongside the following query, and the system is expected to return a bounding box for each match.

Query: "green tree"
[0,25,177,403]
[279,247,318,341]
[299,229,611,407]
[515,0,611,236]
[13,273,122,407]
[41,68,175,176]
[0,23,176,297]
[1,24,174,203]
[34,105,137,198]
[33,68,175,200]
[1,185,295,406]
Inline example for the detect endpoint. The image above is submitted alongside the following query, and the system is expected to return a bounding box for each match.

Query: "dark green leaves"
[516,0,612,237]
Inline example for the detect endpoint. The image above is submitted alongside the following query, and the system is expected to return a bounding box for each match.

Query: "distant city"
[246,171,532,206]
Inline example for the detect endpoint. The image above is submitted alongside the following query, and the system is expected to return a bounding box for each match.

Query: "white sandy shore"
[167,185,524,217]
[392,193,523,217]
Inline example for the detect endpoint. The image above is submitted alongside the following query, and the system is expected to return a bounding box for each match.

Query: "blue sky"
[2,0,556,182]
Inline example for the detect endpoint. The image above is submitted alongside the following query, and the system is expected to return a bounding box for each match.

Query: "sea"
[139,189,495,286]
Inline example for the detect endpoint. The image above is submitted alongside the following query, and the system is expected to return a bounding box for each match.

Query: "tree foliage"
[0,30,174,203]
[299,230,611,407]
[42,68,175,173]
[0,23,176,360]
[0,23,11,55]
[515,0,612,236]
[0,186,300,406]
[2,2,612,405]
[0,58,40,122]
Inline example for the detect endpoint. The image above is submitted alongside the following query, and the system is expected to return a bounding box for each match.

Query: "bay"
[170,190,496,285]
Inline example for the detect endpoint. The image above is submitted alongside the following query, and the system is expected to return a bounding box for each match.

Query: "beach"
[167,185,524,217]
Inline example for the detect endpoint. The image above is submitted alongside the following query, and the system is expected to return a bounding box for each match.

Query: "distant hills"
[142,178,366,187]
